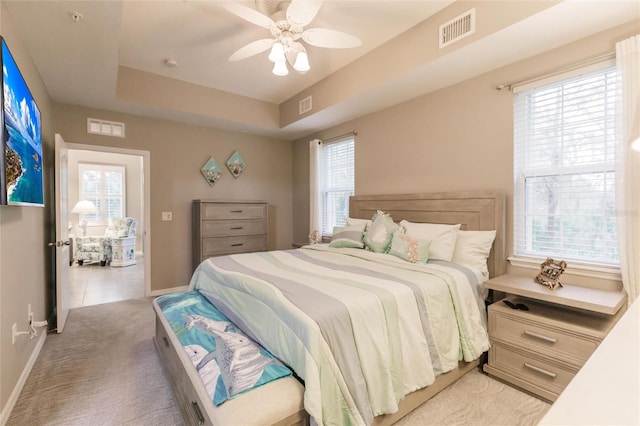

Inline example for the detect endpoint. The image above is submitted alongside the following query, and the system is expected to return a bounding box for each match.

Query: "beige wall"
[0,1,55,415]
[293,21,639,289]
[53,104,293,292]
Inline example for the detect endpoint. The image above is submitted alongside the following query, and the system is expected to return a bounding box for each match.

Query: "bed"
[153,190,505,426]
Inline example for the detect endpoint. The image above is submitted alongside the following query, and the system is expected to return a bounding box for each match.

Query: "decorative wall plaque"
[226,151,246,179]
[201,157,222,186]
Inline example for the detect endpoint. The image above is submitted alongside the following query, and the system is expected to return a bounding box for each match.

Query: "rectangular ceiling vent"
[299,95,312,115]
[87,118,125,138]
[439,8,476,49]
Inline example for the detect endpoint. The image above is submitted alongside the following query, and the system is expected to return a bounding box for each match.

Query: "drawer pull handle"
[230,227,244,230]
[230,210,243,213]
[191,401,205,425]
[231,243,244,247]
[163,336,169,348]
[524,330,557,344]
[523,362,557,378]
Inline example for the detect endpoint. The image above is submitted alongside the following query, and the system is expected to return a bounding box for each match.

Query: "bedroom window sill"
[508,256,622,282]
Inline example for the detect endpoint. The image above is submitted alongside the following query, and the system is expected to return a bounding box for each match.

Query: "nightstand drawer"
[491,309,598,363]
[491,342,577,396]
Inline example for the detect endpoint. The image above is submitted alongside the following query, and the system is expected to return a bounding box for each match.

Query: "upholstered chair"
[74,235,112,266]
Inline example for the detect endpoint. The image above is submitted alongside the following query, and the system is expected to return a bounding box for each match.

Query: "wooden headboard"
[349,191,506,278]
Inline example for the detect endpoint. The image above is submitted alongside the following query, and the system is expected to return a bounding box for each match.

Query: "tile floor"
[69,255,145,308]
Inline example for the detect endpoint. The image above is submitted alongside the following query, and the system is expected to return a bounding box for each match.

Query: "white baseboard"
[0,330,47,425]
[149,285,189,297]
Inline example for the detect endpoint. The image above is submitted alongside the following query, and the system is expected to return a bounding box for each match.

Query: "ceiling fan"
[222,0,362,76]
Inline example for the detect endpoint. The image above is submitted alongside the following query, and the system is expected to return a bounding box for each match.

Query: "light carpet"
[8,297,550,426]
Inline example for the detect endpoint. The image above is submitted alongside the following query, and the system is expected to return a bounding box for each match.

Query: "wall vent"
[439,8,476,49]
[299,96,312,115]
[87,118,125,138]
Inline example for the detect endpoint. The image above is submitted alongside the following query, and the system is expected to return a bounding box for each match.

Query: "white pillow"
[399,220,461,261]
[452,230,496,280]
[346,217,371,229]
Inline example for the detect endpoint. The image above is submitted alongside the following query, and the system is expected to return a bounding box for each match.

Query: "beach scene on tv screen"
[3,39,43,206]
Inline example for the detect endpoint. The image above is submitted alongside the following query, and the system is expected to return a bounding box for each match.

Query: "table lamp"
[71,200,98,236]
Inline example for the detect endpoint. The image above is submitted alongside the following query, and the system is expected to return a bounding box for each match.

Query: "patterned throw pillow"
[388,229,431,263]
[363,211,398,253]
[329,224,366,249]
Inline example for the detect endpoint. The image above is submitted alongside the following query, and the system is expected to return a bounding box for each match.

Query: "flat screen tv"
[0,36,43,207]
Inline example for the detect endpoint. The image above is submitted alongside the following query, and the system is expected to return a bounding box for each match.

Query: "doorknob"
[48,240,70,247]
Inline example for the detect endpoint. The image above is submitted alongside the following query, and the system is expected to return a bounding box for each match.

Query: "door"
[54,133,70,332]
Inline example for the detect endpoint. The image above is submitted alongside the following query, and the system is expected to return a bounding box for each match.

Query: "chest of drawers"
[483,274,626,402]
[192,200,268,271]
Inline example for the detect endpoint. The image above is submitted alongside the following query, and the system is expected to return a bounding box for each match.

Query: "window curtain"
[309,139,322,244]
[615,34,640,304]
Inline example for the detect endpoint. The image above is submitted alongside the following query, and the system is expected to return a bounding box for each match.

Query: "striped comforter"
[189,245,489,426]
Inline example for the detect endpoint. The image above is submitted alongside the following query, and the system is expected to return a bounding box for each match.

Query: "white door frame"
[66,143,151,297]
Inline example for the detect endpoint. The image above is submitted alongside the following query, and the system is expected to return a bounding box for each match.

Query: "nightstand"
[483,274,626,402]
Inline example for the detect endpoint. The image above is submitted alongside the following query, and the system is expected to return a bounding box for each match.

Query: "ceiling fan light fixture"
[268,42,286,63]
[293,51,310,73]
[224,0,360,77]
[272,61,289,76]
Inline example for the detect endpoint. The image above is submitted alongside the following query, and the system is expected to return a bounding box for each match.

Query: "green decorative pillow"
[329,224,365,249]
[363,211,398,253]
[388,230,431,263]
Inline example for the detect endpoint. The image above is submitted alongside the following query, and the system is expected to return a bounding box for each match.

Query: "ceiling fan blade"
[286,0,323,27]
[229,39,274,61]
[302,28,362,48]
[221,1,275,29]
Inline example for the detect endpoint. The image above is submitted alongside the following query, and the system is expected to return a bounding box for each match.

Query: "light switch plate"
[162,212,172,221]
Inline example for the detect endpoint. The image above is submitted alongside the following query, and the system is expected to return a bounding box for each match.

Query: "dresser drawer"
[490,308,598,364]
[202,219,266,238]
[202,235,267,258]
[490,342,577,396]
[201,203,267,220]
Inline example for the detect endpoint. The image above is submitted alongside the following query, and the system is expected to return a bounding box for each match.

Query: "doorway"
[65,143,151,307]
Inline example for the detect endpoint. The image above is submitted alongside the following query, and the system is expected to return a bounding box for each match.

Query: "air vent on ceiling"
[299,96,312,115]
[87,118,125,138]
[439,8,476,49]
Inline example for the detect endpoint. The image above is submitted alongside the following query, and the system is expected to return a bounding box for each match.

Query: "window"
[320,138,355,236]
[513,63,618,266]
[79,163,126,224]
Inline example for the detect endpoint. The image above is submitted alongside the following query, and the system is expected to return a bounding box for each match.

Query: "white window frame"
[511,61,621,279]
[319,137,355,237]
[78,163,126,226]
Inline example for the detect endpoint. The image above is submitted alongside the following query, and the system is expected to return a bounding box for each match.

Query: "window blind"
[513,64,619,266]
[320,138,354,236]
[79,164,126,224]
